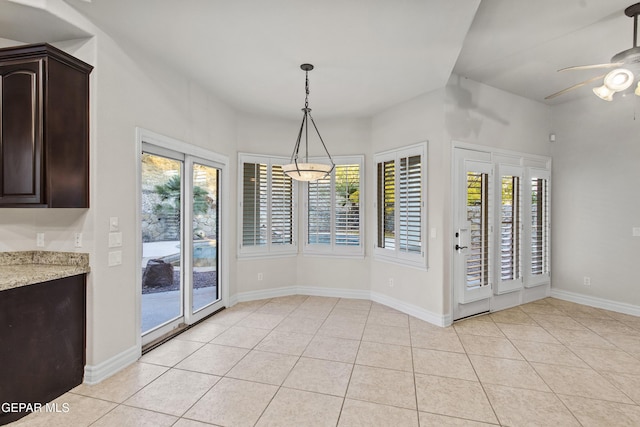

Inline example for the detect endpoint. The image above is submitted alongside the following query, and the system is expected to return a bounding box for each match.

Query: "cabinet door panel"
[0,61,42,204]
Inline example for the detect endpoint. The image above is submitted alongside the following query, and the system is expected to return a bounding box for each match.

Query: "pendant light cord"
[305,70,310,109]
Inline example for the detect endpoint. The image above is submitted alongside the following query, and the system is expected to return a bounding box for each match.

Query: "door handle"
[455,244,468,250]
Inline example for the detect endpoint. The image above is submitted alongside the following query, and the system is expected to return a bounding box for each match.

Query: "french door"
[141,143,225,345]
[452,146,550,321]
[453,149,493,319]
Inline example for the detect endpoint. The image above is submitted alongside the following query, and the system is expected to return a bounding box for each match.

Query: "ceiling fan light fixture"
[593,84,614,101]
[604,68,635,92]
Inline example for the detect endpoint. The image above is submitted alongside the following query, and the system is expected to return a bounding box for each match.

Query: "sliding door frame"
[135,128,229,349]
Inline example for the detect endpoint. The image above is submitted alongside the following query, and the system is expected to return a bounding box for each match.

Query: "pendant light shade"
[281,162,333,181]
[282,64,335,182]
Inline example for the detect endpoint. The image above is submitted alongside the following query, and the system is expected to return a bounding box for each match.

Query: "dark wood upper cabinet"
[0,43,93,208]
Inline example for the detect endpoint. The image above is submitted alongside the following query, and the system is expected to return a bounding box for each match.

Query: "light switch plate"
[109,217,119,232]
[633,227,640,237]
[108,232,122,248]
[108,251,122,266]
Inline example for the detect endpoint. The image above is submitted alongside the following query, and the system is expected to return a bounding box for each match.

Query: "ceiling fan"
[546,2,640,101]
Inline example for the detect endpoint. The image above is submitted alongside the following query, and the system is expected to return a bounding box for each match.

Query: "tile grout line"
[455,314,503,426]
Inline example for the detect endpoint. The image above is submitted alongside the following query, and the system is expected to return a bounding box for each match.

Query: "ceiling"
[3,0,640,118]
[454,0,639,105]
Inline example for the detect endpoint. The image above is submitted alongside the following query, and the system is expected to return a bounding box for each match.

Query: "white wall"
[235,113,372,296]
[0,2,237,370]
[370,89,447,317]
[89,34,236,367]
[550,95,640,307]
[367,75,552,321]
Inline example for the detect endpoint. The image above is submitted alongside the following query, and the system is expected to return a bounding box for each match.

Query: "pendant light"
[282,64,335,181]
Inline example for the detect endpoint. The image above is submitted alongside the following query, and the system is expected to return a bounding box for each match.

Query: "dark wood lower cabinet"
[0,275,86,425]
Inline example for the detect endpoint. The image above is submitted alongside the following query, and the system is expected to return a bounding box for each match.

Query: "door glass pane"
[531,177,549,275]
[466,171,489,290]
[192,163,219,313]
[500,175,521,281]
[141,153,182,334]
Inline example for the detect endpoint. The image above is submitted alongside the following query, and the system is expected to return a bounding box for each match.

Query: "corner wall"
[235,113,373,297]
[550,95,640,309]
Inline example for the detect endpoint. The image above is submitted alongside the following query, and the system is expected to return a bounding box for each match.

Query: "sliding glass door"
[141,143,224,345]
[190,162,220,313]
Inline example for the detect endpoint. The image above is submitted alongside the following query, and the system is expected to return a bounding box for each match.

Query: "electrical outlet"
[257,273,263,281]
[36,233,45,247]
[388,278,394,288]
[74,232,82,248]
[583,276,591,286]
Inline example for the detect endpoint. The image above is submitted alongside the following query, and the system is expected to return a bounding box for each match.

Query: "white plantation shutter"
[531,176,549,276]
[304,158,364,256]
[271,164,293,245]
[500,175,521,282]
[308,176,331,245]
[377,160,395,249]
[375,144,426,267]
[334,165,360,246]
[239,154,296,256]
[242,162,267,246]
[399,155,421,254]
[466,171,490,290]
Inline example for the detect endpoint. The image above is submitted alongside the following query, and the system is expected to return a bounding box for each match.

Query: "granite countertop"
[0,251,90,291]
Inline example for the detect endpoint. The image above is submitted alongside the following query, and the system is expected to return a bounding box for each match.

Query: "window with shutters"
[303,156,364,257]
[530,172,550,279]
[374,143,426,268]
[500,171,522,283]
[239,154,297,257]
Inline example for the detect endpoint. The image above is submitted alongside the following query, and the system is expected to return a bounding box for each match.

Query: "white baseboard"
[297,286,370,300]
[370,291,449,326]
[83,345,140,385]
[551,288,640,317]
[233,286,299,303]
[231,286,448,327]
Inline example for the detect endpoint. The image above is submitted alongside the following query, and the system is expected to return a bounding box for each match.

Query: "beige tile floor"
[12,296,640,426]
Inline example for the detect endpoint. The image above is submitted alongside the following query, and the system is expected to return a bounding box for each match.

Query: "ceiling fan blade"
[558,63,624,72]
[545,74,606,100]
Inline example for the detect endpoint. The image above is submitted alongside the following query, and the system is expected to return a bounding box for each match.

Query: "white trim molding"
[83,345,140,385]
[551,288,640,317]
